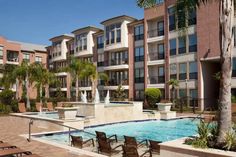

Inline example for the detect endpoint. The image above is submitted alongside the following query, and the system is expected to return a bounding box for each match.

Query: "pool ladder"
[27,118,95,145]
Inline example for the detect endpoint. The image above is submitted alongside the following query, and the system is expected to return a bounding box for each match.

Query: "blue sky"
[0,0,144,45]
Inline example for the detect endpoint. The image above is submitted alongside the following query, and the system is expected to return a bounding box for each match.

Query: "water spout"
[105,90,110,105]
[94,88,100,104]
[81,91,87,103]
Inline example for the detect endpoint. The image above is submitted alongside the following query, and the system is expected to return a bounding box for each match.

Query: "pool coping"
[20,116,200,157]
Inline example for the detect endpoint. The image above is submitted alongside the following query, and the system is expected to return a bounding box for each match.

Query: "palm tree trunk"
[40,85,43,103]
[75,76,79,102]
[91,78,97,101]
[45,84,49,102]
[26,73,30,109]
[217,0,234,143]
[15,79,19,99]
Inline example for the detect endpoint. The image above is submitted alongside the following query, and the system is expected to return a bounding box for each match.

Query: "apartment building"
[47,0,235,110]
[0,36,47,99]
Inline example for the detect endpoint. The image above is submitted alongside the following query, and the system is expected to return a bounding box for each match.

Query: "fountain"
[81,91,87,103]
[105,90,110,105]
[94,88,100,104]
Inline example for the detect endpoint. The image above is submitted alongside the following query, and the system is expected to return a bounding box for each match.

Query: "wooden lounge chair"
[70,135,95,148]
[96,131,118,143]
[0,142,16,149]
[0,147,32,156]
[23,154,42,157]
[124,136,148,148]
[97,138,122,156]
[122,145,151,157]
[47,102,54,111]
[18,103,26,113]
[149,140,161,155]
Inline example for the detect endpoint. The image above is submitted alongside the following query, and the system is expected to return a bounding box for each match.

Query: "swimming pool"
[26,112,59,119]
[35,118,199,144]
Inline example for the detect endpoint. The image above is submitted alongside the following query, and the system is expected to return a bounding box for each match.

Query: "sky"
[0,0,144,45]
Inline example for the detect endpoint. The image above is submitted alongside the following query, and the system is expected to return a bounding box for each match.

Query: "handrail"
[27,118,96,144]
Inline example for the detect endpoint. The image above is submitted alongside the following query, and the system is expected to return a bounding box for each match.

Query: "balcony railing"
[148,29,164,38]
[108,79,128,86]
[148,52,164,61]
[104,59,128,66]
[148,76,165,84]
[7,57,19,62]
[79,81,92,87]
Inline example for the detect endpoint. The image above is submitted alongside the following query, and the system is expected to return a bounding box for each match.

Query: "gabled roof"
[8,40,47,52]
[71,26,102,34]
[49,34,74,41]
[101,15,137,25]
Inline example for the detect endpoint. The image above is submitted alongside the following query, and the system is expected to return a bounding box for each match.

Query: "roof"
[101,15,137,25]
[49,34,74,41]
[7,40,47,52]
[127,19,144,26]
[71,26,102,34]
[93,30,104,36]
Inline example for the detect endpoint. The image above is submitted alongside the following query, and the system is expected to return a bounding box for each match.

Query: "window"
[158,43,164,59]
[156,0,164,5]
[76,33,87,51]
[233,58,236,77]
[110,70,128,85]
[97,35,104,49]
[189,34,197,52]
[0,46,3,59]
[188,9,197,26]
[134,25,144,41]
[97,54,104,67]
[110,51,128,65]
[170,64,177,79]
[234,26,236,47]
[179,63,187,80]
[190,89,198,107]
[178,37,186,54]
[158,66,165,83]
[135,68,144,83]
[105,23,121,45]
[35,56,42,63]
[179,89,187,98]
[23,53,30,62]
[7,51,18,62]
[135,90,144,101]
[169,39,176,56]
[168,7,176,31]
[157,21,164,36]
[189,62,198,79]
[135,47,144,62]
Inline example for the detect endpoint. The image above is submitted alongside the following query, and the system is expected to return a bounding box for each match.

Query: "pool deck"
[0,113,200,157]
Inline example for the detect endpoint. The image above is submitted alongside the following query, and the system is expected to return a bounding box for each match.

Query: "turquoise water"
[27,112,59,119]
[37,118,199,144]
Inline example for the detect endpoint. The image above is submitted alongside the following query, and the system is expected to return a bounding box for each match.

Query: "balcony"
[103,59,129,71]
[147,52,165,66]
[7,51,19,65]
[147,76,165,88]
[148,29,164,38]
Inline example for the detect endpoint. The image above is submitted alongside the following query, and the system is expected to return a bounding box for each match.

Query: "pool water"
[29,112,59,119]
[37,118,199,144]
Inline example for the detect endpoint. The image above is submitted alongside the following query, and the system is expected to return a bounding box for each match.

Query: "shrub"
[0,89,15,106]
[224,130,236,151]
[114,85,127,101]
[232,95,236,103]
[144,88,162,108]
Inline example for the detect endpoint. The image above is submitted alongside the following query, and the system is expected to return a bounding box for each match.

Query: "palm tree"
[168,79,179,102]
[0,64,17,93]
[67,57,84,102]
[137,0,235,143]
[30,63,56,103]
[81,63,108,101]
[13,61,32,109]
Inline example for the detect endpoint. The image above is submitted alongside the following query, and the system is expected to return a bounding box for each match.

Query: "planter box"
[156,103,173,112]
[55,107,79,120]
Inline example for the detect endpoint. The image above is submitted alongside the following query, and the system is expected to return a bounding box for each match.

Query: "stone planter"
[156,103,173,112]
[55,107,79,120]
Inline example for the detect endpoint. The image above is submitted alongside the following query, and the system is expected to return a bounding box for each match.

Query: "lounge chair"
[97,138,122,156]
[149,140,161,155]
[0,147,32,156]
[96,131,118,143]
[18,103,26,113]
[122,145,151,157]
[0,142,16,149]
[46,102,54,111]
[124,136,148,148]
[70,135,95,148]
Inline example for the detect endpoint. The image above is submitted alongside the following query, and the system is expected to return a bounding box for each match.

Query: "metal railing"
[27,118,95,145]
